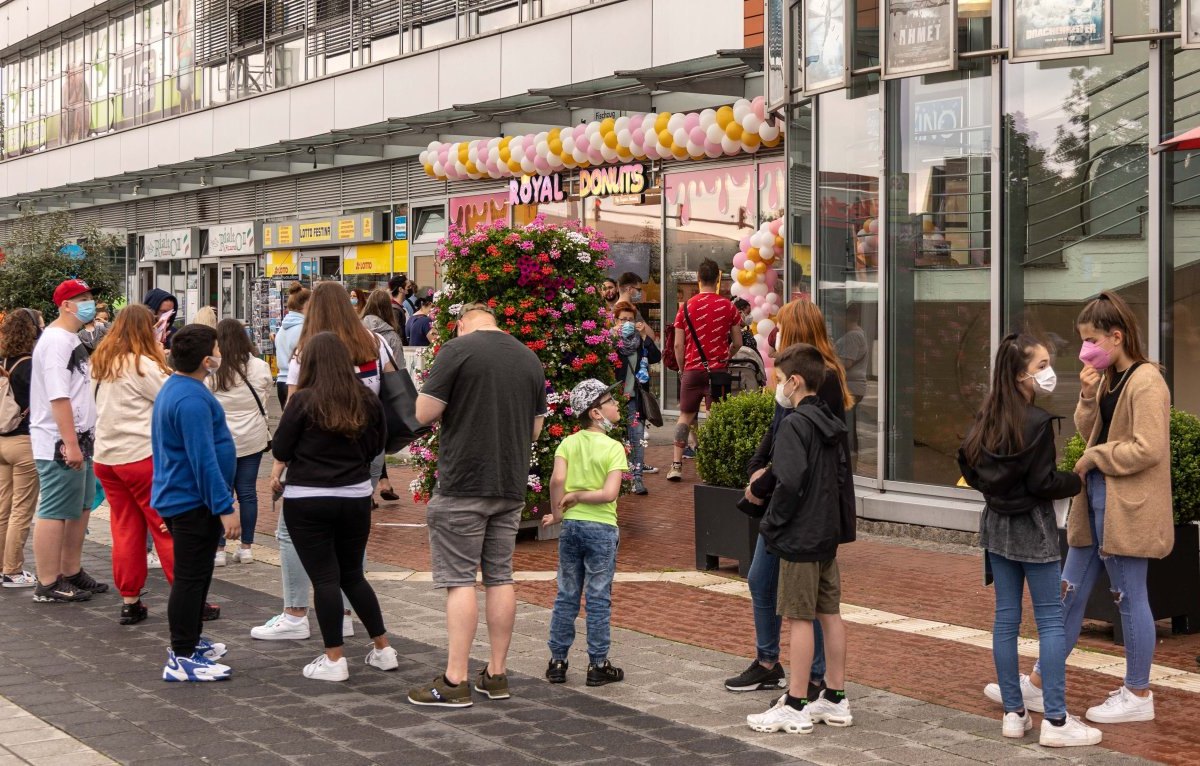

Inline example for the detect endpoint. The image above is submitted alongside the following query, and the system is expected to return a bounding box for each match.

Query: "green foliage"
[1059,408,1200,525]
[696,390,776,489]
[0,212,121,319]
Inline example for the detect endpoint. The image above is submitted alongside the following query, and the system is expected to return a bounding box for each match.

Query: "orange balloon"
[774,236,785,249]
[659,129,674,149]
[746,247,761,263]
[725,122,743,141]
[754,261,767,275]
[742,133,761,149]
[507,159,523,173]
[600,117,615,134]
[457,144,470,163]
[655,112,672,132]
[737,269,756,286]
[604,131,618,149]
[716,106,735,129]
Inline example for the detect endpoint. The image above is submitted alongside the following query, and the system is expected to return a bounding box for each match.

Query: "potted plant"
[1058,407,1200,643]
[693,390,776,576]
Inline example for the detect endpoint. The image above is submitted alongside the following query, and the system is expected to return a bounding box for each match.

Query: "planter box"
[518,516,562,541]
[1058,523,1200,645]
[694,484,759,577]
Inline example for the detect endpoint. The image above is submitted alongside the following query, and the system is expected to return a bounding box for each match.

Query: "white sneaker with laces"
[1002,711,1032,738]
[747,695,814,734]
[1040,715,1103,747]
[236,548,253,564]
[250,613,311,640]
[1085,687,1154,724]
[984,673,1044,713]
[146,552,161,569]
[806,692,853,727]
[343,615,355,637]
[366,646,399,671]
[302,654,349,682]
[2,570,37,588]
[214,550,227,568]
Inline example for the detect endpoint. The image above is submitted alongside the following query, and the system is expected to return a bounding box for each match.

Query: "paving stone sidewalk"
[0,537,1151,766]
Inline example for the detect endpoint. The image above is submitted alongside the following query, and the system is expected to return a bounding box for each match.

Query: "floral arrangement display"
[407,218,622,516]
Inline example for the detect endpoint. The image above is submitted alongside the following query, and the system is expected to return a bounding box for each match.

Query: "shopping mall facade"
[1,1,1197,533]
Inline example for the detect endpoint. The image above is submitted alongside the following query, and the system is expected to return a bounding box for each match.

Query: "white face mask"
[597,415,615,433]
[205,356,222,376]
[774,379,796,409]
[1025,366,1057,394]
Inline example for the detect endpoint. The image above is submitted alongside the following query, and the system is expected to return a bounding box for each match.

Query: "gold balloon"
[725,122,743,141]
[716,106,735,129]
[746,247,761,263]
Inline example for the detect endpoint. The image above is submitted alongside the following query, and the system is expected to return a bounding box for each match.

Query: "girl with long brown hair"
[0,309,41,587]
[91,304,175,624]
[725,299,855,706]
[270,332,395,681]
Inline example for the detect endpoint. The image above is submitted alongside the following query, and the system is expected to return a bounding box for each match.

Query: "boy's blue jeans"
[548,520,619,665]
[988,551,1067,718]
[749,534,826,680]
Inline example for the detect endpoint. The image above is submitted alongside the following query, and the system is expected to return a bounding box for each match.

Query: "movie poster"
[883,0,957,79]
[804,0,850,94]
[1010,0,1112,63]
[1184,0,1200,49]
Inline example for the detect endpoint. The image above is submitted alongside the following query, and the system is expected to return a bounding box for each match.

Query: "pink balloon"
[525,145,537,161]
[588,148,604,165]
[752,96,767,121]
[740,236,752,251]
[683,113,700,132]
[733,254,748,269]
[689,127,706,146]
[704,141,723,156]
[628,114,644,132]
[764,270,779,288]
[534,156,551,174]
[631,129,646,148]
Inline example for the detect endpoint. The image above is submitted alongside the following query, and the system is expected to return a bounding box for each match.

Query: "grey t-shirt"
[421,330,547,501]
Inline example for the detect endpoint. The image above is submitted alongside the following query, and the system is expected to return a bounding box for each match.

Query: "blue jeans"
[1035,470,1154,689]
[627,415,645,481]
[220,452,263,547]
[748,534,826,680]
[548,520,619,664]
[988,551,1067,718]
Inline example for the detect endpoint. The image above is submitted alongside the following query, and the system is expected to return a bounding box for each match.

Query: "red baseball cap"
[53,279,92,307]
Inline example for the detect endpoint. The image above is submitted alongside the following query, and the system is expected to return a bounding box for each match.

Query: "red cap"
[53,279,92,307]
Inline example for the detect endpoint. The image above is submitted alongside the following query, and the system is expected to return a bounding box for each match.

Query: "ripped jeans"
[1034,470,1154,690]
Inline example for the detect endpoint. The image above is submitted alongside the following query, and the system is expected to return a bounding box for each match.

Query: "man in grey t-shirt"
[408,303,547,708]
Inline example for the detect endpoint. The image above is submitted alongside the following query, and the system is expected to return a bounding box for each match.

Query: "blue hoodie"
[151,375,236,518]
[274,311,305,383]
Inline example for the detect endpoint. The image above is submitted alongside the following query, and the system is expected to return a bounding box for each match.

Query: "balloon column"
[730,218,784,365]
[419,97,784,182]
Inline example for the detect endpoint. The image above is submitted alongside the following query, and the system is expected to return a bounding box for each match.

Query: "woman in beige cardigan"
[992,292,1171,727]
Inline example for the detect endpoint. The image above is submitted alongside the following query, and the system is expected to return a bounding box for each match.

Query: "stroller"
[727,346,767,394]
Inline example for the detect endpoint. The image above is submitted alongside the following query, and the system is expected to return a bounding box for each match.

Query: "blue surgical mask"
[72,300,97,324]
[350,297,359,306]
[621,321,636,338]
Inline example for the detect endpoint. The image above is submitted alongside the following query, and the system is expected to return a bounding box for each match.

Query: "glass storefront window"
[888,65,992,486]
[787,105,813,302]
[1004,45,1150,446]
[816,85,880,478]
[1167,44,1200,416]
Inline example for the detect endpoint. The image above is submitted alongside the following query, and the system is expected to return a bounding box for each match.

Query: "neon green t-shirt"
[554,429,629,526]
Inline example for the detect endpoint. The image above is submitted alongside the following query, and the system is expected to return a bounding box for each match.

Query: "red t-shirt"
[674,293,740,372]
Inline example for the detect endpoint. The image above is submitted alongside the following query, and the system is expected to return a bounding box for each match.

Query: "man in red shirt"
[669,259,741,482]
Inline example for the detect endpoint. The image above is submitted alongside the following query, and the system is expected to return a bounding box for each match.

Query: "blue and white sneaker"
[163,650,231,682]
[195,637,227,661]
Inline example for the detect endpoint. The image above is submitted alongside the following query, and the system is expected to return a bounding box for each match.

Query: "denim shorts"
[34,459,95,521]
[426,494,523,588]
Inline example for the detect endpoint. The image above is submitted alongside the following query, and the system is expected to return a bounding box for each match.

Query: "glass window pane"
[816,87,881,478]
[888,66,992,486]
[1167,44,1200,416]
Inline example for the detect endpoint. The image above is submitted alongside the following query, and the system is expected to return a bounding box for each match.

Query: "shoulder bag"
[682,300,733,403]
[0,357,30,433]
[377,340,431,453]
[237,368,272,452]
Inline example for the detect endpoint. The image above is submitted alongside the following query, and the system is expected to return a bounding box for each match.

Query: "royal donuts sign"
[507,163,648,205]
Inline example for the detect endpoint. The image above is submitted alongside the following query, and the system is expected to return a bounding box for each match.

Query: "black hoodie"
[759,396,851,563]
[143,288,180,349]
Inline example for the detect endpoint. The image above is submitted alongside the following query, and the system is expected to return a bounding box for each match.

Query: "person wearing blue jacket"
[151,325,238,682]
[274,283,309,407]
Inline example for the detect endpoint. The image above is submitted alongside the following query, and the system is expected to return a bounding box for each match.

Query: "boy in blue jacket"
[151,325,239,682]
[747,343,852,735]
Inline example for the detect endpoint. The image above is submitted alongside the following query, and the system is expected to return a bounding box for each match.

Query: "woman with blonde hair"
[191,306,218,329]
[91,304,175,624]
[723,299,856,715]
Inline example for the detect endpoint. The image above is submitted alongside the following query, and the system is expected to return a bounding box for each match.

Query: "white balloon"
[573,149,590,165]
[750,283,768,297]
[562,136,576,153]
[667,113,686,132]
[758,319,776,336]
[721,136,740,155]
[586,122,600,137]
[751,307,766,322]
[729,266,740,281]
[759,122,781,142]
[755,333,771,350]
[590,132,604,149]
[673,128,689,148]
[706,124,725,144]
[733,100,752,122]
[765,292,780,304]
[520,158,535,174]
[547,153,564,169]
[742,115,762,136]
[617,129,632,148]
[699,108,717,129]
[730,282,744,298]
[615,116,630,133]
[601,144,619,162]
[432,161,444,177]
[685,141,703,157]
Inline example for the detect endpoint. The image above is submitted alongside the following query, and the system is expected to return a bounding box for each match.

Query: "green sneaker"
[474,667,511,700]
[408,675,473,708]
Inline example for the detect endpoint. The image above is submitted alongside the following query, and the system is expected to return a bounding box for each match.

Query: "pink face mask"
[1079,340,1112,371]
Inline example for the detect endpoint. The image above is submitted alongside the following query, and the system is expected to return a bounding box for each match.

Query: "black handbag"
[377,342,431,453]
[638,382,664,428]
[237,369,272,452]
[683,300,733,401]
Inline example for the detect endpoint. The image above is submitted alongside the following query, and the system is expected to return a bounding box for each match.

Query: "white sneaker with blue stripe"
[195,637,227,661]
[163,650,232,682]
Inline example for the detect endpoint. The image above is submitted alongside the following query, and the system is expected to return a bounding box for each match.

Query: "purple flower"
[581,320,597,330]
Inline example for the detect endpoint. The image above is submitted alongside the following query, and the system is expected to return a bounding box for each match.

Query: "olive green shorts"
[777,558,841,620]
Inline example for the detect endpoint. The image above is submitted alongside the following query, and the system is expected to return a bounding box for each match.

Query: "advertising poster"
[1184,0,1200,49]
[804,0,850,94]
[883,0,958,79]
[765,0,787,111]
[1010,0,1112,63]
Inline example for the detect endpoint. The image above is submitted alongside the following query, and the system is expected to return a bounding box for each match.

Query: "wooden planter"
[694,484,759,577]
[1058,523,1200,645]
[517,515,562,541]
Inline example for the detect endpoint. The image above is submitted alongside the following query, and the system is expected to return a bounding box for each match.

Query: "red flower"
[520,299,534,309]
[507,319,517,327]
[571,358,584,370]
[504,306,517,316]
[521,324,534,334]
[487,297,498,308]
[523,312,537,323]
[548,424,564,437]
[584,353,599,364]
[502,263,515,273]
[486,245,500,257]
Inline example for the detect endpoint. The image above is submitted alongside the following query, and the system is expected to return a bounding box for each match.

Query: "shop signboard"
[765,0,787,111]
[1009,0,1112,64]
[207,221,260,257]
[508,173,567,204]
[913,96,963,147]
[344,243,395,275]
[141,228,197,261]
[263,212,383,249]
[266,250,299,277]
[393,215,408,241]
[1184,0,1200,49]
[804,0,850,95]
[579,164,647,199]
[883,0,958,80]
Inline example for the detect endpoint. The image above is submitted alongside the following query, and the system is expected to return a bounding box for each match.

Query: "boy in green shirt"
[544,379,628,686]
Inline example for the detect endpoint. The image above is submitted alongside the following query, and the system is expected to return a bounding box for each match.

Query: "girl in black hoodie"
[958,334,1099,748]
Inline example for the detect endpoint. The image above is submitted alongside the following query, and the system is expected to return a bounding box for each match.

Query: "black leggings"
[276,381,288,409]
[283,495,386,648]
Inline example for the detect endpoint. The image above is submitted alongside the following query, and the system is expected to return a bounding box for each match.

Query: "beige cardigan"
[1069,364,1173,559]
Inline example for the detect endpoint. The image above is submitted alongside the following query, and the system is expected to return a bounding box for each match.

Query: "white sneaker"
[1085,687,1155,724]
[984,673,1044,713]
[236,548,253,564]
[1002,711,1032,738]
[250,613,311,640]
[214,550,227,568]
[2,570,37,588]
[343,615,355,637]
[1040,715,1103,747]
[146,552,161,569]
[807,692,853,727]
[366,646,399,671]
[302,654,349,682]
[747,695,814,734]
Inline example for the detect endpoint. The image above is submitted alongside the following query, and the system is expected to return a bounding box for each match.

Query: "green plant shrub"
[695,390,776,489]
[1059,407,1200,525]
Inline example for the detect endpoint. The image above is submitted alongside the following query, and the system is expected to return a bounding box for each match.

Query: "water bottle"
[636,357,650,384]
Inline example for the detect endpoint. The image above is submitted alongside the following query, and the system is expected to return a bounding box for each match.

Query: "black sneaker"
[33,577,92,603]
[120,600,148,625]
[546,659,568,684]
[586,660,624,687]
[724,660,786,692]
[202,603,221,621]
[65,568,109,594]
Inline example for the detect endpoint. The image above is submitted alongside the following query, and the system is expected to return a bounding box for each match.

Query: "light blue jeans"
[988,551,1067,718]
[548,520,619,664]
[1035,470,1155,690]
[748,534,826,680]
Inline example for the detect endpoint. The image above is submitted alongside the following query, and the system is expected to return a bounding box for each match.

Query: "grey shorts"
[427,494,523,588]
